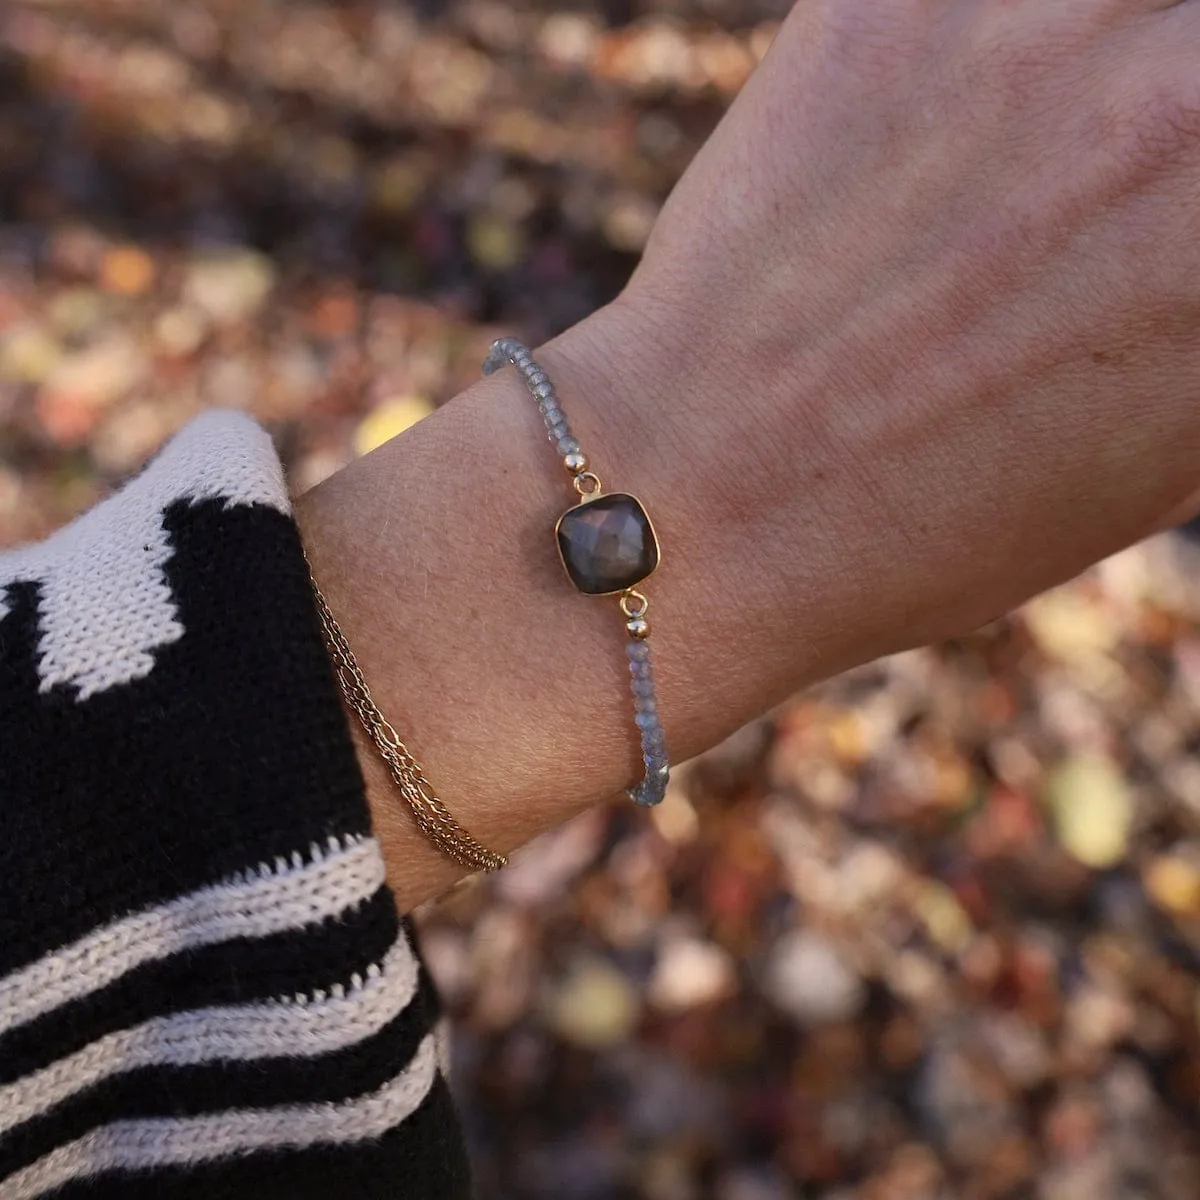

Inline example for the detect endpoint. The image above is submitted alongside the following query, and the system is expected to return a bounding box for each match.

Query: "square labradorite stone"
[556,492,659,595]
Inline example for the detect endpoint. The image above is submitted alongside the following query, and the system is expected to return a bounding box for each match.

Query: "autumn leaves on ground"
[4,2,1200,1197]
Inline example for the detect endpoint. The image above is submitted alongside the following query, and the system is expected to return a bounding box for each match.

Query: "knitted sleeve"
[0,412,470,1199]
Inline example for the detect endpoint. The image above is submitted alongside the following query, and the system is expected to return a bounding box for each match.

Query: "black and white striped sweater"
[0,413,470,1198]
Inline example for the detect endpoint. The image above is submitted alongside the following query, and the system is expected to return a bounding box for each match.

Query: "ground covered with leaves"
[3,3,1200,1197]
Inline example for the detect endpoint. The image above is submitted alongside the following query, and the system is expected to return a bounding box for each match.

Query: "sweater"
[0,413,470,1198]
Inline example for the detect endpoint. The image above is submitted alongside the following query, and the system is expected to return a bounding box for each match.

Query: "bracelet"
[308,565,507,873]
[483,338,670,808]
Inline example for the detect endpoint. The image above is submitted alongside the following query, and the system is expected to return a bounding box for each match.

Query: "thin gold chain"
[308,570,506,874]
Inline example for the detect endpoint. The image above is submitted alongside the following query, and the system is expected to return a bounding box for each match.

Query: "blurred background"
[4,2,1200,1197]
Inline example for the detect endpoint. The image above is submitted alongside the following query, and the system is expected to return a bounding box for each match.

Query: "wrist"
[296,296,861,907]
[296,312,715,905]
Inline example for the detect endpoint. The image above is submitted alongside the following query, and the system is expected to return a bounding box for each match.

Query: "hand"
[593,0,1200,666]
[301,0,1200,906]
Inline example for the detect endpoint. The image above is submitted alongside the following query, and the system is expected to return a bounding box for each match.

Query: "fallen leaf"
[1044,755,1132,869]
[354,396,434,455]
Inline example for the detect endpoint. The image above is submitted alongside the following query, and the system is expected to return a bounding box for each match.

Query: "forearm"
[294,0,1200,910]
[298,285,1200,914]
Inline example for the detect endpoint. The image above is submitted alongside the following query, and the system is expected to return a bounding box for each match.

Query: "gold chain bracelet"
[308,569,507,874]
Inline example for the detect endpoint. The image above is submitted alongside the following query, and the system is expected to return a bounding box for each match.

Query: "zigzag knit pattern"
[0,413,470,1199]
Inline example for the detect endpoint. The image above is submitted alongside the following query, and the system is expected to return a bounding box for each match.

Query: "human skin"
[298,0,1200,912]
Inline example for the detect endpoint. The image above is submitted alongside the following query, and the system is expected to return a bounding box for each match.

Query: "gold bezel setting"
[554,491,661,596]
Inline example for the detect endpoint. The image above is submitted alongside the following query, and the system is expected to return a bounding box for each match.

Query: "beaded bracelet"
[483,338,670,807]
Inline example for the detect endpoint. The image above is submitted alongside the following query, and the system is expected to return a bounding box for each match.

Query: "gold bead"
[563,451,588,475]
[626,616,650,639]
